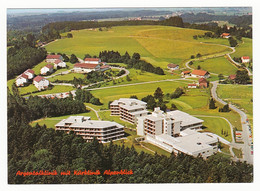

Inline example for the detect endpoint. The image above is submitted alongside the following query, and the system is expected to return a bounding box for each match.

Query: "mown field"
[45,25,231,67]
[192,56,238,76]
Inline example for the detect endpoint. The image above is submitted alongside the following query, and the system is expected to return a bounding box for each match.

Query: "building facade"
[84,58,101,64]
[73,63,100,73]
[110,98,149,124]
[41,64,54,75]
[46,55,63,63]
[55,116,125,143]
[33,76,50,90]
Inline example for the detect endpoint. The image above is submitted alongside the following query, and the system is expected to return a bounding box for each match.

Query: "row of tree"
[74,89,102,105]
[98,50,164,75]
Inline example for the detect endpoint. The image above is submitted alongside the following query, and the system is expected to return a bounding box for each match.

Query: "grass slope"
[192,56,238,76]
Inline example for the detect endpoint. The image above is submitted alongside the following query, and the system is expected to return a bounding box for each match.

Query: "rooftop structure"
[55,116,124,143]
[191,70,210,78]
[84,58,101,64]
[110,98,149,124]
[73,63,100,73]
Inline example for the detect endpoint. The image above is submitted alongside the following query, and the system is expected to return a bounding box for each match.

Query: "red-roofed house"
[33,76,50,90]
[46,55,63,63]
[191,70,210,78]
[198,78,208,88]
[181,70,191,77]
[229,74,236,80]
[54,59,66,68]
[100,65,111,71]
[221,33,231,39]
[188,84,197,89]
[241,56,250,63]
[16,73,29,86]
[84,58,101,64]
[73,63,100,73]
[41,64,54,75]
[167,63,179,70]
[24,69,35,79]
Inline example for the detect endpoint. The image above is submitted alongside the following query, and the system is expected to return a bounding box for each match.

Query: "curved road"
[211,81,253,164]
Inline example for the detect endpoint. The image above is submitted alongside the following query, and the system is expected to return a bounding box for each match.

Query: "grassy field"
[231,38,252,59]
[90,80,190,109]
[217,84,253,128]
[21,85,75,96]
[192,56,238,76]
[198,116,232,142]
[48,72,86,82]
[30,110,98,128]
[45,25,231,64]
[232,148,243,158]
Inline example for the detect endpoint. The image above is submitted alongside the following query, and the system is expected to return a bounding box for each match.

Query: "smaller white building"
[24,69,35,79]
[54,59,66,69]
[188,84,197,89]
[46,55,63,63]
[73,63,100,73]
[41,64,54,75]
[33,76,50,90]
[16,73,28,87]
[84,58,101,64]
[241,56,250,63]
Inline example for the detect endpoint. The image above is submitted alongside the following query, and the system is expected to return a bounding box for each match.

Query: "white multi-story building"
[16,73,29,87]
[110,98,149,124]
[137,107,218,158]
[41,64,54,75]
[24,69,35,79]
[55,116,125,143]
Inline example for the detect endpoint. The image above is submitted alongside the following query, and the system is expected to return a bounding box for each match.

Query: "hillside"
[45,25,231,67]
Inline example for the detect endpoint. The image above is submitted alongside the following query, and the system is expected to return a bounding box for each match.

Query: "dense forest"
[8,88,253,184]
[7,37,47,80]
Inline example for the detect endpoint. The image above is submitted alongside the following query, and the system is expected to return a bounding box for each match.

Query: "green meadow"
[217,84,253,129]
[231,38,252,59]
[192,56,238,76]
[45,25,231,64]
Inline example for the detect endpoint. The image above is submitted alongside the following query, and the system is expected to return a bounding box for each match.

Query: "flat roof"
[118,98,147,106]
[120,104,146,111]
[167,110,204,127]
[130,110,149,115]
[55,116,124,129]
[156,132,217,154]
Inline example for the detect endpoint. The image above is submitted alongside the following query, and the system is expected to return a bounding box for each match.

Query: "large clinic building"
[137,107,218,158]
[110,98,149,124]
[55,116,124,143]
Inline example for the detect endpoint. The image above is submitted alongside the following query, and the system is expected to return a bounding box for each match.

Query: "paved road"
[85,105,101,120]
[211,81,253,164]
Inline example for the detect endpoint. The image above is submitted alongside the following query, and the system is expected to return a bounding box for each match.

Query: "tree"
[70,54,79,64]
[126,75,132,81]
[218,74,224,81]
[191,55,195,59]
[154,87,164,100]
[170,87,183,99]
[196,53,202,58]
[235,69,250,84]
[130,95,138,99]
[170,103,178,110]
[132,53,140,60]
[228,37,238,47]
[197,65,201,70]
[67,33,73,38]
[209,98,216,109]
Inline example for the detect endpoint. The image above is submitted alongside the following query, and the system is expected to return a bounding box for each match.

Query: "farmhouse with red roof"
[54,59,67,68]
[33,76,50,90]
[84,58,101,64]
[24,69,35,79]
[229,74,236,81]
[191,70,210,78]
[241,56,250,63]
[73,63,101,73]
[41,64,54,75]
[181,70,191,77]
[167,63,179,70]
[198,78,208,88]
[221,33,231,39]
[16,73,29,87]
[46,54,63,63]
